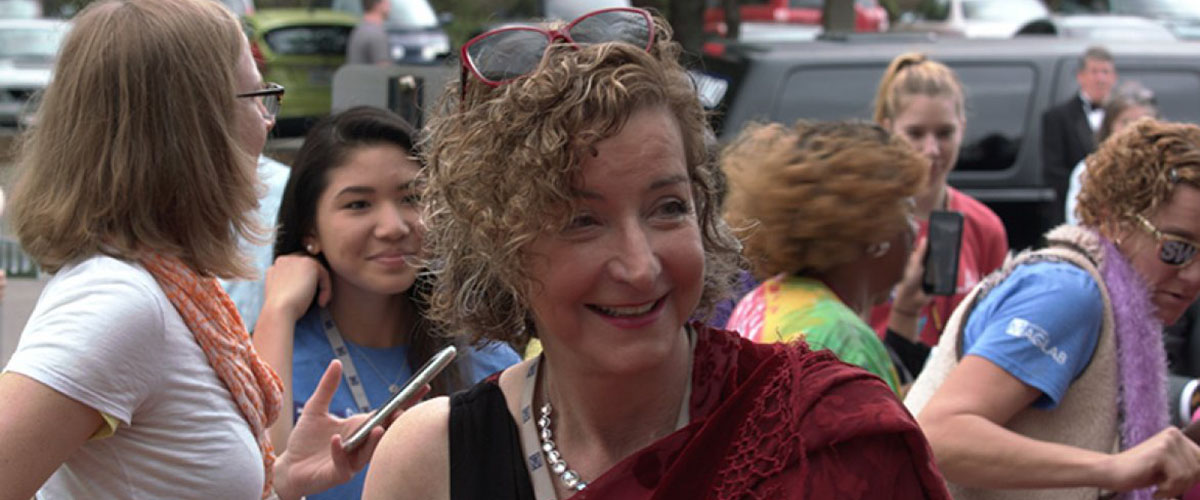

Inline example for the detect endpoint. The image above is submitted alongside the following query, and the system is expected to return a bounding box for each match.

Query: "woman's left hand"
[271,360,386,500]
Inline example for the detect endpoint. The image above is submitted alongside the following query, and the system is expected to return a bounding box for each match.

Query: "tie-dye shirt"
[726,275,901,393]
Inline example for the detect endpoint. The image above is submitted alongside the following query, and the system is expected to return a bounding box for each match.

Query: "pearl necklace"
[535,399,588,492]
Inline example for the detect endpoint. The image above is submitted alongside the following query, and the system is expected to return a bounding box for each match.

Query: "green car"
[243,8,358,136]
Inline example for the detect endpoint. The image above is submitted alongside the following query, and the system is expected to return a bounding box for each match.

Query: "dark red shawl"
[572,324,950,499]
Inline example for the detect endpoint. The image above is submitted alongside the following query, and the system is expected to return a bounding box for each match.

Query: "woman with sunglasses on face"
[0,0,387,498]
[907,120,1200,499]
[363,8,950,500]
[252,106,521,500]
[723,120,927,395]
[869,53,1010,378]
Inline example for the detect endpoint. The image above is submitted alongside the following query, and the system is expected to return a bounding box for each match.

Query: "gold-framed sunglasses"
[1135,214,1200,267]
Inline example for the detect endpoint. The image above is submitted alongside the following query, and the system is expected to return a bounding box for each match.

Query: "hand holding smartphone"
[341,345,457,452]
[922,210,964,296]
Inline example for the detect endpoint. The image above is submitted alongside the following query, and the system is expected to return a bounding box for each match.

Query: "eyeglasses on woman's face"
[458,7,655,96]
[237,82,285,119]
[1135,213,1200,267]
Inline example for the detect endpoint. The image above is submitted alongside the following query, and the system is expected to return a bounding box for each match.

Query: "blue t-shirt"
[961,261,1104,409]
[292,306,520,500]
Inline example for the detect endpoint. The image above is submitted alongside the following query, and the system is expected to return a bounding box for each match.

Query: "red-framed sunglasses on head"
[459,7,655,91]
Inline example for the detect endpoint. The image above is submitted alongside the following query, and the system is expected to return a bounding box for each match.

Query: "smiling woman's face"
[524,105,703,375]
[306,144,425,298]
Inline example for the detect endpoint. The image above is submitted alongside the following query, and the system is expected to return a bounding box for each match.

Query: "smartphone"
[922,210,964,296]
[341,345,457,452]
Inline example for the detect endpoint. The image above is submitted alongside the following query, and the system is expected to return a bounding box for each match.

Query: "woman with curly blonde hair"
[907,119,1200,499]
[364,7,948,499]
[724,120,928,394]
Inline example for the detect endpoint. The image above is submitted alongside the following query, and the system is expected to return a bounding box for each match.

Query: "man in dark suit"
[1041,45,1117,230]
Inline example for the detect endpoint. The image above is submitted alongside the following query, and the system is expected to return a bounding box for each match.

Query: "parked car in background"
[702,21,822,56]
[891,0,1048,37]
[323,0,449,64]
[693,35,1200,250]
[0,18,68,129]
[1015,14,1176,41]
[0,0,39,18]
[703,0,888,36]
[243,9,357,136]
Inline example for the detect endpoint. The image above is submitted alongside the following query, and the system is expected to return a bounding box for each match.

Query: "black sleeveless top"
[449,378,535,500]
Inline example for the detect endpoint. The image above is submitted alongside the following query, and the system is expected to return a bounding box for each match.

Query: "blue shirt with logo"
[961,261,1104,409]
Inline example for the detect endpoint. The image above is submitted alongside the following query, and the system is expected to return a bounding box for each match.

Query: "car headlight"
[421,41,449,61]
[391,45,407,61]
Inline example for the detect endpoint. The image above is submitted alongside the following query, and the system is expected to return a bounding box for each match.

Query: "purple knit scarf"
[1099,236,1169,500]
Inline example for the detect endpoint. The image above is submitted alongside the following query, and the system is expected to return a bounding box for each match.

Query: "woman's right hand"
[1101,427,1200,498]
[262,254,332,324]
[889,237,932,341]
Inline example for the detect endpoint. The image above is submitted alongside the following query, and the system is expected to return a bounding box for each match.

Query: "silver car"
[0,18,68,128]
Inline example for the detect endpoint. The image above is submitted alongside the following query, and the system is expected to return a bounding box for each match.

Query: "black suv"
[694,35,1200,251]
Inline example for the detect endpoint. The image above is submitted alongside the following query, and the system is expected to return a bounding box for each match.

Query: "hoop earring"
[867,241,891,258]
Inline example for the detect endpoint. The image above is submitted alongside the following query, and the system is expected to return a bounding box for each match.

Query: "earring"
[305,243,317,254]
[867,241,891,258]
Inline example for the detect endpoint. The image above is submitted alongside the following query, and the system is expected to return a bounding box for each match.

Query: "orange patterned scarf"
[139,253,283,498]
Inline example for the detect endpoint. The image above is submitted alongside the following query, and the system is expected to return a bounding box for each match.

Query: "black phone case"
[922,210,964,296]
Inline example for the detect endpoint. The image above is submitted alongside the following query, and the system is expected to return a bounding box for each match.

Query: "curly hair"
[1078,119,1200,233]
[722,121,928,279]
[420,14,742,343]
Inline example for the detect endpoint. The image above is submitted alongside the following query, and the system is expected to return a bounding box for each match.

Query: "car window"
[1054,66,1200,126]
[0,0,39,18]
[264,25,352,56]
[774,61,1036,172]
[915,0,951,21]
[952,64,1037,172]
[0,26,66,59]
[1111,0,1200,19]
[962,0,1047,21]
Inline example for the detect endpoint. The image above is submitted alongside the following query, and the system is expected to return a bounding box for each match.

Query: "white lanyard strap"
[520,357,559,500]
[320,308,372,413]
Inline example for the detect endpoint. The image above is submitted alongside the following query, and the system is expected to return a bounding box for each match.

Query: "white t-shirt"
[4,255,263,499]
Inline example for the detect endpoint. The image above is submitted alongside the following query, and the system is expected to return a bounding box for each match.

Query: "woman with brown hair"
[0,0,385,497]
[908,119,1200,498]
[723,120,928,393]
[253,106,519,500]
[870,52,1009,377]
[363,7,948,499]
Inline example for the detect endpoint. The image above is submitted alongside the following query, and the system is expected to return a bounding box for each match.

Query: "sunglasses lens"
[466,29,549,84]
[1160,239,1198,266]
[569,10,652,49]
